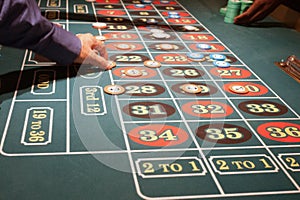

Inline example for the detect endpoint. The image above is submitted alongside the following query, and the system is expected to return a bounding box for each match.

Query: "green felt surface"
[179,0,300,110]
[0,0,300,200]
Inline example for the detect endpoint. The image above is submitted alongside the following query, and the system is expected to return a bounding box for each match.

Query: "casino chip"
[241,0,254,14]
[106,61,116,70]
[96,35,107,41]
[142,0,152,3]
[213,60,230,68]
[181,83,202,94]
[224,0,242,23]
[135,4,145,8]
[168,11,179,15]
[196,43,212,50]
[144,60,161,68]
[186,52,205,61]
[168,14,181,19]
[147,19,158,25]
[219,7,227,16]
[183,25,199,31]
[159,44,174,50]
[125,68,143,77]
[85,0,96,2]
[152,32,171,39]
[228,84,249,94]
[92,22,107,29]
[210,53,226,61]
[115,43,132,50]
[104,85,125,95]
[160,0,170,3]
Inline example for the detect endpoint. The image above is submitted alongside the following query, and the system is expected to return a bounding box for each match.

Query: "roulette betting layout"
[0,0,300,199]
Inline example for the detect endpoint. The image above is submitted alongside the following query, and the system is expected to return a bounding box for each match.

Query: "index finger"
[88,50,110,70]
[93,39,108,60]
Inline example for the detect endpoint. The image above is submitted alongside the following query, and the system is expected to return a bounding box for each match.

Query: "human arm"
[234,0,284,25]
[0,0,110,69]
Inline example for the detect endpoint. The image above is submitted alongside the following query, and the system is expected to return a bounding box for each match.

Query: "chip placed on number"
[228,84,249,94]
[168,14,181,19]
[142,0,152,3]
[92,22,107,29]
[115,43,132,50]
[213,60,230,68]
[160,0,170,4]
[196,43,212,50]
[210,53,226,61]
[183,25,199,31]
[125,68,143,77]
[159,44,174,50]
[152,32,171,39]
[104,85,125,95]
[181,83,202,94]
[135,4,145,8]
[186,52,205,61]
[147,19,158,25]
[187,52,205,59]
[144,60,161,68]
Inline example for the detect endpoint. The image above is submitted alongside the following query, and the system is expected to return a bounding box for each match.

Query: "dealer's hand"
[74,33,111,70]
[234,0,283,25]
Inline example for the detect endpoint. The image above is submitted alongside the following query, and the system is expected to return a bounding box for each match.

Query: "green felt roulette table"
[0,0,300,199]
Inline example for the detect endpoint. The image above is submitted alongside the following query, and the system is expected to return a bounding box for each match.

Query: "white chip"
[144,60,161,68]
[228,84,249,94]
[104,85,125,95]
[152,32,171,39]
[183,25,198,31]
[142,0,152,3]
[147,19,158,24]
[159,43,174,50]
[115,43,132,50]
[187,52,205,59]
[92,22,107,29]
[181,83,202,94]
[135,4,145,8]
[125,68,143,77]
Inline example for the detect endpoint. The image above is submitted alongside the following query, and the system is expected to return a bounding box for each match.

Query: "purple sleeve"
[0,0,81,65]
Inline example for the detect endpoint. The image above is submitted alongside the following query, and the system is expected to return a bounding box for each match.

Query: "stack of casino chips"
[220,0,253,23]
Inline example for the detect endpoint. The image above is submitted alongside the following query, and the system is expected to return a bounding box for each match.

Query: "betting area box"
[0,0,300,199]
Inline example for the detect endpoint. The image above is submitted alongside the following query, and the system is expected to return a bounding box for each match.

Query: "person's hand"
[74,33,111,70]
[234,0,283,25]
